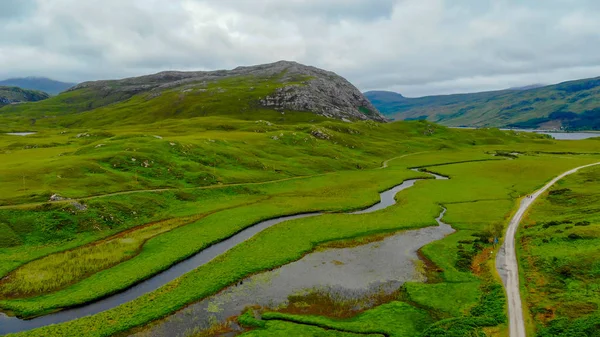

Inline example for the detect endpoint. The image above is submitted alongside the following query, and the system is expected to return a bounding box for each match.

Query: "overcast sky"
[1,0,600,96]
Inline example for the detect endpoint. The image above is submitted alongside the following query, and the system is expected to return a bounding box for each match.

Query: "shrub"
[174,190,197,202]
[549,188,572,196]
[0,223,22,247]
[575,221,591,227]
[238,309,265,328]
[537,315,600,337]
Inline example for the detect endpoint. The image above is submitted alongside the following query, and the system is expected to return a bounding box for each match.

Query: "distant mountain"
[0,77,76,95]
[507,84,545,91]
[360,91,406,115]
[0,86,49,105]
[364,89,507,119]
[0,61,385,127]
[365,76,600,130]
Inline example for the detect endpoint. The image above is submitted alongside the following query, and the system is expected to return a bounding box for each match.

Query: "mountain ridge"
[0,77,76,95]
[365,76,600,130]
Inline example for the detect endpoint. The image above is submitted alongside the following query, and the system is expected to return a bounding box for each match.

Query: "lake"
[452,127,600,140]
[537,132,600,140]
[5,132,36,136]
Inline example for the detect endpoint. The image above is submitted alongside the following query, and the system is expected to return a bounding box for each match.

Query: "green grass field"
[0,211,238,298]
[519,165,600,337]
[3,147,599,337]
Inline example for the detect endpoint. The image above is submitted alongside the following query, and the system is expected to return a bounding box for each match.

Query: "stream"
[129,209,454,337]
[0,170,449,335]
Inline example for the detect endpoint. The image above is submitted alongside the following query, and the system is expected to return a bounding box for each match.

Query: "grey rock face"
[69,61,386,122]
[259,77,386,121]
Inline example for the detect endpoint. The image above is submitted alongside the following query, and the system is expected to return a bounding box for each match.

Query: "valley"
[1,62,599,337]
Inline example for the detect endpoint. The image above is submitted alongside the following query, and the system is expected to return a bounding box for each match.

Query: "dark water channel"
[0,170,449,335]
[129,209,454,337]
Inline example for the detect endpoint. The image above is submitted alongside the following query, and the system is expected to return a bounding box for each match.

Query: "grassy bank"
[258,301,433,337]
[1,168,427,316]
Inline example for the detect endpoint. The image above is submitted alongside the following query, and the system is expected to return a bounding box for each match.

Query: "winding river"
[130,208,454,337]
[0,170,449,335]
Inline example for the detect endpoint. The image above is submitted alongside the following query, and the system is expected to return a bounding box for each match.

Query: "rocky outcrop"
[257,62,385,122]
[69,61,386,122]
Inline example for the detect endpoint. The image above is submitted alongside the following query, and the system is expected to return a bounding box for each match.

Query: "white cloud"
[0,0,599,96]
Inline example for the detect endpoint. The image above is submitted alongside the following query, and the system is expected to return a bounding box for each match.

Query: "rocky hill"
[61,61,385,123]
[0,86,49,105]
[366,76,600,130]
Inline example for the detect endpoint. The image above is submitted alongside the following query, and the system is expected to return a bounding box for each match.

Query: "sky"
[1,0,600,97]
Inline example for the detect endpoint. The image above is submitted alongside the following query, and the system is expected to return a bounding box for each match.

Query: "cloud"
[0,0,36,19]
[0,0,599,96]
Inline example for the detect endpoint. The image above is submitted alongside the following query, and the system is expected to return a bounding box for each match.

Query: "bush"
[0,223,22,247]
[174,190,197,202]
[455,244,476,271]
[575,221,591,227]
[422,283,506,336]
[543,220,566,229]
[549,188,572,196]
[538,315,600,337]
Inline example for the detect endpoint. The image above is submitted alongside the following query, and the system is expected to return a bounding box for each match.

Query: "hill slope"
[0,77,76,95]
[0,86,50,105]
[365,76,600,130]
[0,61,384,128]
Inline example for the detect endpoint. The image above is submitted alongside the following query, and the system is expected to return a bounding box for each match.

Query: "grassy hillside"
[0,87,49,106]
[0,74,311,130]
[0,61,383,131]
[0,78,75,96]
[365,76,600,130]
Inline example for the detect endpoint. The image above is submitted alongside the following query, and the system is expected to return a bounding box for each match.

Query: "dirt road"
[497,162,600,337]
